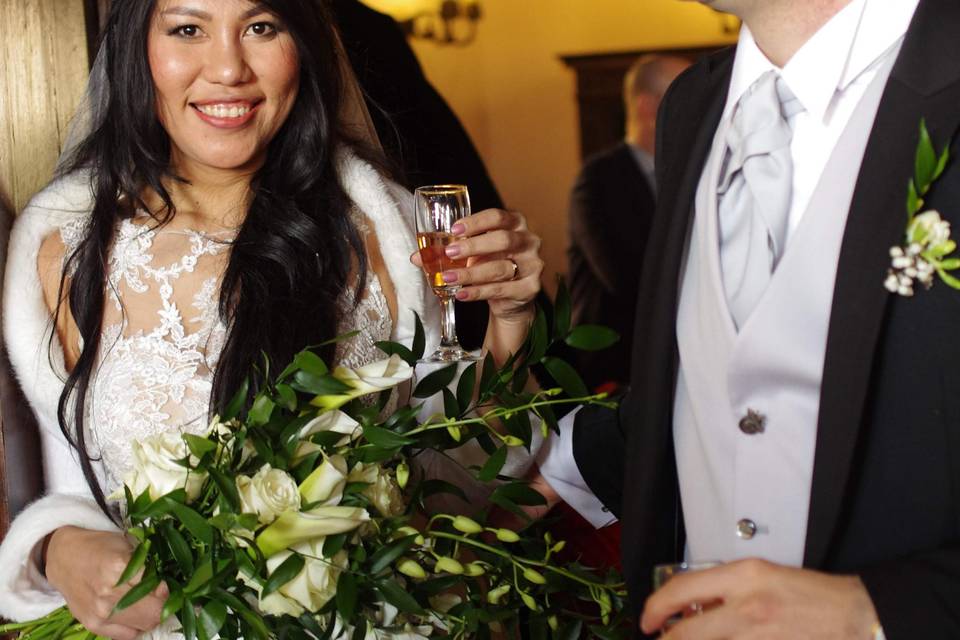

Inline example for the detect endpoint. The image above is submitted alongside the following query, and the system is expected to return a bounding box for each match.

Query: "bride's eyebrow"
[159,4,270,20]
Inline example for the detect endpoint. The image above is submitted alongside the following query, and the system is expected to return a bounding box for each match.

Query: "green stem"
[426,531,624,593]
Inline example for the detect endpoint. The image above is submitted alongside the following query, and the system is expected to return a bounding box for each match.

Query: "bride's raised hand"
[412,208,544,362]
[45,526,167,640]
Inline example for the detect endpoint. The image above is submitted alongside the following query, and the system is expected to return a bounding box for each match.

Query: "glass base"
[421,345,481,363]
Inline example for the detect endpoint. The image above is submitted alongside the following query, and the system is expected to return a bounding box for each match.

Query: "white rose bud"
[909,210,952,249]
[124,431,205,502]
[237,465,301,525]
[349,463,405,517]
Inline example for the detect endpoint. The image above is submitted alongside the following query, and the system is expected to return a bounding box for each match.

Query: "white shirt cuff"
[536,406,617,529]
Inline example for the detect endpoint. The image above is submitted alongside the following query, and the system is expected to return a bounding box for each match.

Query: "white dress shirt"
[538,0,920,542]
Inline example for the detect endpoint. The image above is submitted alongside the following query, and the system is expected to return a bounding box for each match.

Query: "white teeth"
[197,103,251,118]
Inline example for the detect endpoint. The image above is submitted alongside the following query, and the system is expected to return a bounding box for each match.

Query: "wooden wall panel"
[0,0,90,213]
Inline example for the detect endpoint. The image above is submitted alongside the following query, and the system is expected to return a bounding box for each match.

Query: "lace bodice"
[59,213,393,491]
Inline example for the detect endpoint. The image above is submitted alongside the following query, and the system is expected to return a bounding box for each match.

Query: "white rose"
[263,543,348,613]
[124,431,205,502]
[237,465,301,525]
[299,455,349,506]
[349,463,405,518]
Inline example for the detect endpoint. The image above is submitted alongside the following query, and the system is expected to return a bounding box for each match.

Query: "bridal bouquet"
[2,291,626,640]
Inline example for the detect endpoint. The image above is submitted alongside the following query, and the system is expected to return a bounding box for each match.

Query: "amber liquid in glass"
[417,231,467,296]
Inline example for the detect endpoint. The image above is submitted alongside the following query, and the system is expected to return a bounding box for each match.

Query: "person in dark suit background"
[533,0,960,638]
[567,55,688,391]
[330,0,501,350]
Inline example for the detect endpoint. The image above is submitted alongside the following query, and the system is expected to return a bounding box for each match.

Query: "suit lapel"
[805,0,960,567]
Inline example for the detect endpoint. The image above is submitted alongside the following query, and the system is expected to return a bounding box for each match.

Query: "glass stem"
[439,294,460,348]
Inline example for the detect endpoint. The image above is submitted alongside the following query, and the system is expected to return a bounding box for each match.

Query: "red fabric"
[551,502,622,572]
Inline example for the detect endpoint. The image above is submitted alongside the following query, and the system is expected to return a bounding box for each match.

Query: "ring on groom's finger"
[508,258,520,280]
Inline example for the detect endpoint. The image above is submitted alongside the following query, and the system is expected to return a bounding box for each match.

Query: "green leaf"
[248,394,275,427]
[263,553,305,598]
[363,424,415,447]
[323,533,348,558]
[115,540,149,587]
[336,571,359,622]
[560,620,584,640]
[527,307,549,365]
[375,341,417,367]
[183,434,218,460]
[276,383,298,412]
[212,589,270,640]
[376,579,425,614]
[222,377,249,421]
[939,268,960,289]
[416,574,462,595]
[163,522,195,575]
[543,356,590,398]
[413,363,459,398]
[456,361,478,414]
[907,179,921,216]
[294,350,330,376]
[478,351,498,396]
[369,535,417,574]
[209,467,241,512]
[114,569,160,612]
[916,119,937,192]
[529,615,548,640]
[934,146,951,181]
[291,371,354,395]
[180,596,198,640]
[199,601,227,639]
[565,325,619,351]
[169,502,214,546]
[413,311,426,360]
[940,258,960,270]
[161,586,184,621]
[185,556,214,594]
[442,388,459,419]
[478,446,508,482]
[553,276,572,339]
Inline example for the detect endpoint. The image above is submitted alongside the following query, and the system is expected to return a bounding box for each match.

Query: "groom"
[535,0,960,637]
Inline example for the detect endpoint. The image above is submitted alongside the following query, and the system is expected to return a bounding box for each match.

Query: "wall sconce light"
[399,0,482,46]
[714,10,741,36]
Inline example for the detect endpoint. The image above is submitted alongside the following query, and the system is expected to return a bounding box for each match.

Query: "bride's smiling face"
[148,0,300,175]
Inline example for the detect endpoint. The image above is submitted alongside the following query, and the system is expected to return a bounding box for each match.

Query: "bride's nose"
[203,37,251,86]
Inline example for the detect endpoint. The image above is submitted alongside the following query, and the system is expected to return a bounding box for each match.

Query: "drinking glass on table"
[652,561,722,634]
[414,184,481,362]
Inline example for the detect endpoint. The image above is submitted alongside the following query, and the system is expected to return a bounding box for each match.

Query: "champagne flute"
[414,184,480,362]
[651,561,722,634]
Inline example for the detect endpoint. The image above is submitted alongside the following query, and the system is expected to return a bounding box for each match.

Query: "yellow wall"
[0,0,90,213]
[365,0,737,292]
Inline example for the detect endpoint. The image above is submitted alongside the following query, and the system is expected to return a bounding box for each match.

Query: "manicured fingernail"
[451,223,465,235]
[456,290,469,300]
[442,271,459,283]
[445,245,462,258]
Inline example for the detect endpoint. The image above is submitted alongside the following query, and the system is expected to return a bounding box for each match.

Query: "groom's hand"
[641,559,880,639]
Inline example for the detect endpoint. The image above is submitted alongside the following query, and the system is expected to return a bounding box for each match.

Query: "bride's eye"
[168,24,202,38]
[245,21,279,37]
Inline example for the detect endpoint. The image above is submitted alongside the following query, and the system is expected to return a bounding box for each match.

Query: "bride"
[0,1,544,637]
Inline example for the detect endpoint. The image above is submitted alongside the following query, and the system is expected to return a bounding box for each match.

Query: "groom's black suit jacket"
[571,1,960,637]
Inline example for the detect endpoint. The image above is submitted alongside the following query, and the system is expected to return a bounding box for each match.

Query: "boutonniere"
[885,120,959,297]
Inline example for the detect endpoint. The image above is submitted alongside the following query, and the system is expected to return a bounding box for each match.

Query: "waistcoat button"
[738,409,766,435]
[736,518,758,540]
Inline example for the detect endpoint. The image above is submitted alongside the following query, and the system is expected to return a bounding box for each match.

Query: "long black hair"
[55,0,383,515]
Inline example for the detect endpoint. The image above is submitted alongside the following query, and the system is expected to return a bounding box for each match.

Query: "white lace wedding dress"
[62,212,394,493]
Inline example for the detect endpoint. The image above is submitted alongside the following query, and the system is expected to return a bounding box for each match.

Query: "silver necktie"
[718,71,804,329]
